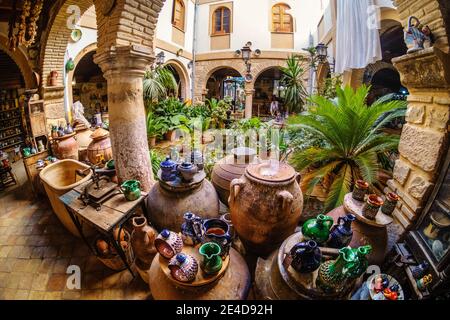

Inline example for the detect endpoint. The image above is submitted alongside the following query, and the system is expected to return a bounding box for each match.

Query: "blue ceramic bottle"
[289,240,322,273]
[160,157,177,181]
[327,214,356,249]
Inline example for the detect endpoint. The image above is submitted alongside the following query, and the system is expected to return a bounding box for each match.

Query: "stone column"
[94,45,154,192]
[244,88,254,119]
[386,47,450,229]
[342,68,365,89]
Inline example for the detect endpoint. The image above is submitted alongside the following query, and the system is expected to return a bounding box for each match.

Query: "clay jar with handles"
[52,133,79,160]
[229,161,303,257]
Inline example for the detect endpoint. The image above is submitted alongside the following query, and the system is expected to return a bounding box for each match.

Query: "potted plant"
[146,112,168,148]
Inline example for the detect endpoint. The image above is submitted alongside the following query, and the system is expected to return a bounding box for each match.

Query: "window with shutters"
[212,7,231,35]
[272,3,293,33]
[172,0,185,31]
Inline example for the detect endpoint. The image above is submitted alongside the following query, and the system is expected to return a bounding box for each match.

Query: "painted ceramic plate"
[71,29,82,42]
[367,273,404,300]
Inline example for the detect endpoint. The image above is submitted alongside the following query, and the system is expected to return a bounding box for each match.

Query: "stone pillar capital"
[94,45,155,79]
[244,88,255,95]
[393,47,450,90]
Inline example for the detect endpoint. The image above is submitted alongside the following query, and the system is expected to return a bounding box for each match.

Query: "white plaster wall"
[195,0,323,53]
[155,0,196,53]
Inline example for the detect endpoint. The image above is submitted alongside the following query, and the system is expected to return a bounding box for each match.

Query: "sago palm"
[288,85,406,212]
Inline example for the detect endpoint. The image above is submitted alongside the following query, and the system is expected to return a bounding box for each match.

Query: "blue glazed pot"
[202,218,231,259]
[160,156,177,182]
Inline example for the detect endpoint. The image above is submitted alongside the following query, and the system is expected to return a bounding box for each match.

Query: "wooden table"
[59,181,147,276]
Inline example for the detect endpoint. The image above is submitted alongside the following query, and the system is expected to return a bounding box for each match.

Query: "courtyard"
[0,0,449,304]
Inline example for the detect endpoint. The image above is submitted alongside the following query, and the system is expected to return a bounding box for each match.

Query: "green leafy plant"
[143,67,178,105]
[146,112,169,138]
[280,55,309,114]
[205,98,229,128]
[149,149,165,177]
[288,85,406,212]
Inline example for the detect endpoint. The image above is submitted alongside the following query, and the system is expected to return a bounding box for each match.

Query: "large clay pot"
[229,161,303,257]
[146,170,220,232]
[211,147,258,205]
[52,133,79,160]
[74,125,92,161]
[131,216,158,283]
[87,127,113,164]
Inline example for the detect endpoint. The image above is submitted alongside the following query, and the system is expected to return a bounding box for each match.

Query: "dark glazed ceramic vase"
[181,212,204,245]
[327,214,356,249]
[289,240,322,273]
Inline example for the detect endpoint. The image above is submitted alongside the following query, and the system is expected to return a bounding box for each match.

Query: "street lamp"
[155,51,165,66]
[241,41,252,64]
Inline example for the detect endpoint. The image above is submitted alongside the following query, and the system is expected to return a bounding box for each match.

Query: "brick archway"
[0,34,37,89]
[40,0,167,191]
[165,59,190,100]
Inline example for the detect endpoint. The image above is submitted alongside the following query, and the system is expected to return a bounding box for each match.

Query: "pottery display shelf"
[149,248,251,300]
[255,232,360,300]
[343,193,393,227]
[159,243,230,287]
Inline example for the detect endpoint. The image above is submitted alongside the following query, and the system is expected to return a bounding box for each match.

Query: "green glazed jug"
[347,245,372,278]
[316,246,357,293]
[121,180,141,201]
[199,242,222,275]
[302,214,334,244]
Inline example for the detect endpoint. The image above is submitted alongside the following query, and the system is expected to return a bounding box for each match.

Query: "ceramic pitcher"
[302,214,334,244]
[199,242,223,275]
[121,180,141,201]
[327,214,356,249]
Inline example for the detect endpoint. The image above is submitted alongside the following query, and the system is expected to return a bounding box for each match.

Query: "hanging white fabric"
[335,0,383,74]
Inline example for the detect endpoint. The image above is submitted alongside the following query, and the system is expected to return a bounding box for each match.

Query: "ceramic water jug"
[302,214,334,244]
[120,180,141,201]
[199,242,222,275]
[289,240,322,273]
[327,214,355,249]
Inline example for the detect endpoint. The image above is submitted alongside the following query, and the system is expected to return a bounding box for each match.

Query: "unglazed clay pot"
[211,147,258,205]
[131,216,157,269]
[52,133,79,160]
[87,127,113,164]
[74,125,92,161]
[229,161,303,256]
[146,171,220,232]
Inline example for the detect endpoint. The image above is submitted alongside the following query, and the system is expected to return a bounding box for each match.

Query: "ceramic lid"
[161,156,176,168]
[246,161,296,183]
[90,127,109,140]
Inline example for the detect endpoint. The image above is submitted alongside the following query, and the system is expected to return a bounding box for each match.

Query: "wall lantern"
[155,52,165,66]
[315,43,328,63]
[237,42,261,79]
[241,42,252,64]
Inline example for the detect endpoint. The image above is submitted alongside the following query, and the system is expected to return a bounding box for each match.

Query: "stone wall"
[384,5,450,230]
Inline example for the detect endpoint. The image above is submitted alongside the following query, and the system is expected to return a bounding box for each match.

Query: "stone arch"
[363,61,397,85]
[165,59,190,100]
[66,42,98,115]
[0,34,37,89]
[316,62,331,92]
[251,60,287,83]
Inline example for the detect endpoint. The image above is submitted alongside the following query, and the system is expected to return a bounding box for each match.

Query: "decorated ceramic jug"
[404,16,431,53]
[327,214,356,249]
[316,246,357,293]
[203,218,232,259]
[168,253,199,283]
[289,240,322,273]
[199,242,223,275]
[154,229,183,259]
[302,214,334,244]
[160,156,177,182]
[181,212,204,245]
[120,180,141,201]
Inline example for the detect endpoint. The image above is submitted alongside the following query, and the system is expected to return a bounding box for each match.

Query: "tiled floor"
[0,160,150,300]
